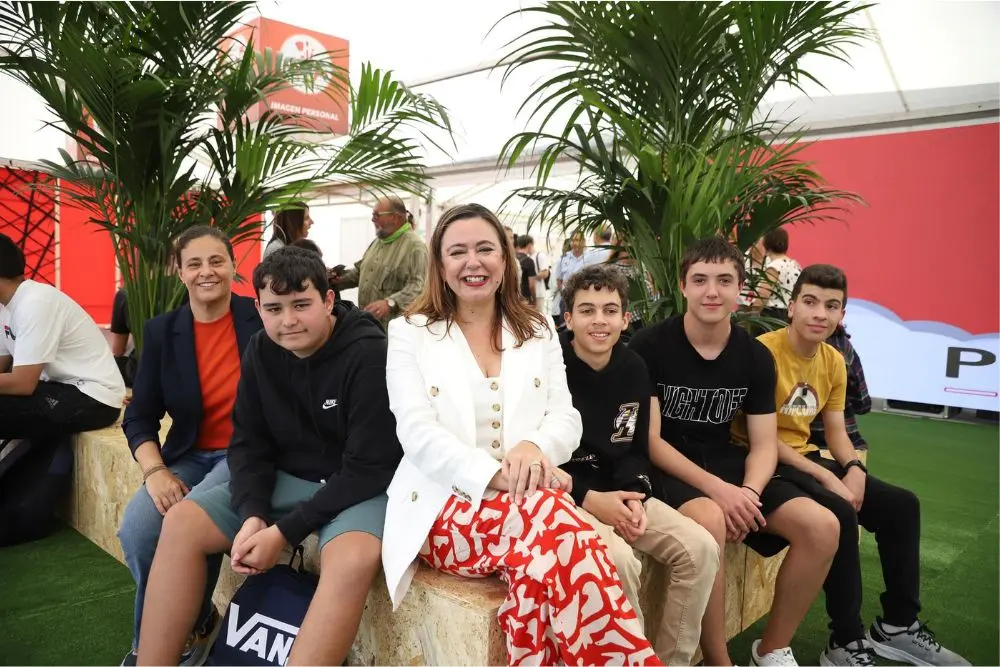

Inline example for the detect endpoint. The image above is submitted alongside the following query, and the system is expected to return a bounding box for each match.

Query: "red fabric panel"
[58,195,116,324]
[790,122,999,335]
[0,168,57,285]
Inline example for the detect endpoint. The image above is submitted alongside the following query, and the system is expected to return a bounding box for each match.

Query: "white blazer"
[381,313,582,608]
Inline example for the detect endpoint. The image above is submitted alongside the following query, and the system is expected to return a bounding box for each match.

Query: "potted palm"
[0,1,451,349]
[498,1,866,324]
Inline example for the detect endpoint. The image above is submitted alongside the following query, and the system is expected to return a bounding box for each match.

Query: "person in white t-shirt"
[533,245,551,315]
[0,234,124,437]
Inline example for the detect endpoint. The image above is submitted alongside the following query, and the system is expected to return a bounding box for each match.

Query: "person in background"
[138,247,401,666]
[382,203,659,666]
[552,231,590,317]
[739,239,769,311]
[754,265,968,667]
[588,224,615,264]
[504,224,522,286]
[503,224,516,248]
[532,243,552,315]
[118,225,263,666]
[0,233,124,438]
[515,234,538,308]
[810,324,870,452]
[0,233,125,547]
[110,288,137,387]
[263,203,313,259]
[331,195,427,328]
[559,264,718,665]
[754,228,801,321]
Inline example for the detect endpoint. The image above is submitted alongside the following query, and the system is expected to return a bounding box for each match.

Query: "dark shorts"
[653,441,817,557]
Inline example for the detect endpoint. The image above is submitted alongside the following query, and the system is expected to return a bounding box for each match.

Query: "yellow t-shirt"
[757,329,847,455]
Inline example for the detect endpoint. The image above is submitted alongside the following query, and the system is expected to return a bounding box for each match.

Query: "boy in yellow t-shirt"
[757,264,968,667]
[761,324,847,457]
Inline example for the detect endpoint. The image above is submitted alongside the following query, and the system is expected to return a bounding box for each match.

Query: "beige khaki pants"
[577,497,719,666]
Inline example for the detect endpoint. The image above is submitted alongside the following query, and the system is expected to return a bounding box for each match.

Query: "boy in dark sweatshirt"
[557,264,718,666]
[137,247,402,666]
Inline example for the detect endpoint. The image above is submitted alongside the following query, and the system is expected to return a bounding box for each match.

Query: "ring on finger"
[529,460,543,469]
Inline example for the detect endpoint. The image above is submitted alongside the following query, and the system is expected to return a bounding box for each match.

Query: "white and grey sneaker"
[751,639,799,666]
[867,617,971,666]
[819,637,875,666]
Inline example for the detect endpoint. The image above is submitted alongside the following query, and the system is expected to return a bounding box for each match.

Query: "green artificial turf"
[0,412,996,665]
[728,412,1000,666]
[0,526,135,665]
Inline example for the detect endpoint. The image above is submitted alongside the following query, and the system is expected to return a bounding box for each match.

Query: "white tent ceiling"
[3,0,998,169]
[251,0,1000,167]
[0,0,997,261]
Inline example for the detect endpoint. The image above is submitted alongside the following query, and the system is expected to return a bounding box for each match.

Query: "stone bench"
[66,423,870,664]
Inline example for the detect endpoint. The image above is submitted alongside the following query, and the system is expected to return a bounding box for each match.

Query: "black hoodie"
[560,331,654,506]
[227,301,402,546]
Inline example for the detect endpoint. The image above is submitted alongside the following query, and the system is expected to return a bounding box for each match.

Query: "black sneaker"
[120,650,137,666]
[867,617,971,666]
[819,637,875,666]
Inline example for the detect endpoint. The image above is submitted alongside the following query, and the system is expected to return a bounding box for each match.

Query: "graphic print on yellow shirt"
[757,328,847,455]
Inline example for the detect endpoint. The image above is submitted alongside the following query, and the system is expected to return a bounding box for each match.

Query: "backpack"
[0,436,74,546]
[208,547,318,666]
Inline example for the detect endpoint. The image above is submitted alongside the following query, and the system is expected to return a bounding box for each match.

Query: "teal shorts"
[187,470,387,548]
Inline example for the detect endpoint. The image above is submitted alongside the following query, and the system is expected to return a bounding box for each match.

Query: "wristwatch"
[844,459,867,474]
[386,297,397,311]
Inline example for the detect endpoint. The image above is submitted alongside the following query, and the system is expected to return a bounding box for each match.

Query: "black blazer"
[122,295,263,465]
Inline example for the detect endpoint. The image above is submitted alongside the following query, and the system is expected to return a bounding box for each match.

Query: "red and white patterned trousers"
[420,487,661,666]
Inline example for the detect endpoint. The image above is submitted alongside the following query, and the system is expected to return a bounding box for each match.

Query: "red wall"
[58,196,117,323]
[790,122,999,335]
[231,233,262,299]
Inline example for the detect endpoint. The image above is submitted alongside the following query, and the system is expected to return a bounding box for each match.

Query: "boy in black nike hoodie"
[138,247,402,666]
[558,265,718,666]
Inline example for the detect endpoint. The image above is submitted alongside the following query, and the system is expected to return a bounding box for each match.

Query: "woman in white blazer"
[383,204,659,666]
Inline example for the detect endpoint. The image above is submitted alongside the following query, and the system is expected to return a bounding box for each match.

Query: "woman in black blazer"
[117,226,263,667]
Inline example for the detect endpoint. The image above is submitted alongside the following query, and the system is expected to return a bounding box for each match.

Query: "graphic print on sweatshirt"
[611,402,640,443]
[657,384,749,425]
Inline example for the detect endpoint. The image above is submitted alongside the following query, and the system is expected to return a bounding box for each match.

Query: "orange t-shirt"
[193,312,241,450]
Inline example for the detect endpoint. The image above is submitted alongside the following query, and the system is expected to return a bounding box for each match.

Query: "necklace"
[783,328,822,411]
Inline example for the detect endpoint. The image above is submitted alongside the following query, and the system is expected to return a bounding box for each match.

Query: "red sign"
[226,17,350,135]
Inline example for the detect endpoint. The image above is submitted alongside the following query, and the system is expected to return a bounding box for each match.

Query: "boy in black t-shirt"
[557,265,718,666]
[629,237,839,667]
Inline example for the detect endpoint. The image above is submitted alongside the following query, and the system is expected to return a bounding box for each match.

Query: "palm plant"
[0,1,450,350]
[498,1,868,324]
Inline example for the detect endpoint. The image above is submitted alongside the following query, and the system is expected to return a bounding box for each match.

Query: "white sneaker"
[751,639,799,666]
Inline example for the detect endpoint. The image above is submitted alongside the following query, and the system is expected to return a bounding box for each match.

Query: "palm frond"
[0,1,451,348]
[496,1,868,325]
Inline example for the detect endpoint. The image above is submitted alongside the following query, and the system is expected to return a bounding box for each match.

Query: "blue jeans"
[118,449,230,650]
